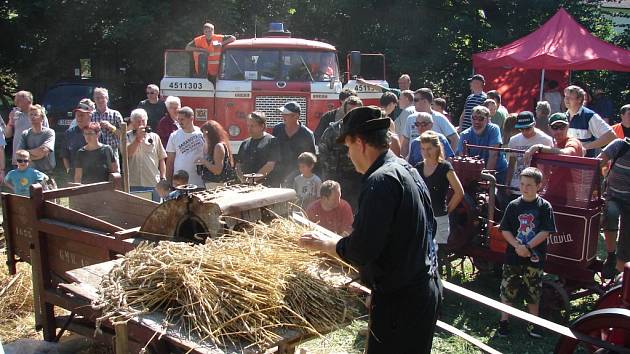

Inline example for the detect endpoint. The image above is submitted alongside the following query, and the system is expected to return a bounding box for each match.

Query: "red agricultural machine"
[445,145,606,319]
[434,144,630,352]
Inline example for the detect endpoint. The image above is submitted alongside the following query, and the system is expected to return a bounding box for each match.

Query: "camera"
[138,126,153,144]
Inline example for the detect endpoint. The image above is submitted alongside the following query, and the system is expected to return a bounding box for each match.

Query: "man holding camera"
[127,108,166,202]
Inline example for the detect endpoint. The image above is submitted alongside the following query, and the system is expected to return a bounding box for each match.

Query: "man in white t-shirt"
[166,106,205,187]
[401,88,458,158]
[505,111,553,195]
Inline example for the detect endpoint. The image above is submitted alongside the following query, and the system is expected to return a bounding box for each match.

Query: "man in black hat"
[459,74,487,132]
[299,106,441,353]
[271,101,315,186]
[505,111,552,198]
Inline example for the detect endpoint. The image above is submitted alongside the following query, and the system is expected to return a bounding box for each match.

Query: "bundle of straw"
[95,218,360,350]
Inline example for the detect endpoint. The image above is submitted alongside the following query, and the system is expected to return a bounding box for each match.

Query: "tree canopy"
[1,0,628,117]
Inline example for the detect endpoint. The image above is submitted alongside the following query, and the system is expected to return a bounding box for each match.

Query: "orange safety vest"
[612,123,626,139]
[193,34,224,76]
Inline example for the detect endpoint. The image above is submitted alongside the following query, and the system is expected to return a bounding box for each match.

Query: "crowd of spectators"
[1,75,628,281]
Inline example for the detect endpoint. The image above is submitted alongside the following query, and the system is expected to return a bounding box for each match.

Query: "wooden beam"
[119,122,130,193]
[42,181,114,200]
[43,201,124,233]
[436,320,501,354]
[115,322,130,354]
[442,281,630,353]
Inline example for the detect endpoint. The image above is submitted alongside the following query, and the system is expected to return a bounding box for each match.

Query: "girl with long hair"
[417,131,464,245]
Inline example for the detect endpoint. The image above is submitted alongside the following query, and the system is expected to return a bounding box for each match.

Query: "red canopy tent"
[472,8,630,113]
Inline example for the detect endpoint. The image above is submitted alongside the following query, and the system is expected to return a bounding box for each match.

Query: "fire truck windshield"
[219,49,338,82]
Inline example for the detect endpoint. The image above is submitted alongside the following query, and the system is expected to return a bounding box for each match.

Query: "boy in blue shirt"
[5,149,48,197]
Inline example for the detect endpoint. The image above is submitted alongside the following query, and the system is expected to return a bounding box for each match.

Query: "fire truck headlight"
[228,125,241,137]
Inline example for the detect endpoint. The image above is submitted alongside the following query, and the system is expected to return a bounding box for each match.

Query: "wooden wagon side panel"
[69,190,158,229]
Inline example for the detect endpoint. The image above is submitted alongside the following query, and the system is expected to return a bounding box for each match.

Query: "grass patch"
[297,249,609,353]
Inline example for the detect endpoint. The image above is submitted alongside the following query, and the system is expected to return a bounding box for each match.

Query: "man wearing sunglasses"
[407,112,455,167]
[456,105,508,184]
[505,111,553,197]
[401,88,458,158]
[523,113,584,161]
[137,84,166,131]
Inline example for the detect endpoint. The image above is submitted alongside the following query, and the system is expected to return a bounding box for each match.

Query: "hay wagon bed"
[61,259,308,353]
[1,175,319,353]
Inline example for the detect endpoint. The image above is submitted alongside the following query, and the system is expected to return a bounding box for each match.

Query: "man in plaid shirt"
[92,87,123,168]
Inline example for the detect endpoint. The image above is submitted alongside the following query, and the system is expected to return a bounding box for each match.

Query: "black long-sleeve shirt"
[336,150,438,294]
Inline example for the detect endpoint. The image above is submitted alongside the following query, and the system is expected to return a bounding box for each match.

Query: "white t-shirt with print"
[507,128,553,190]
[166,127,205,187]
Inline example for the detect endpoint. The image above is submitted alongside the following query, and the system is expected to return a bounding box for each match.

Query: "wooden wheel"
[554,308,630,353]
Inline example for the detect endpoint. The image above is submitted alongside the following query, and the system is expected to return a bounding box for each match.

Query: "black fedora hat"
[336,106,391,143]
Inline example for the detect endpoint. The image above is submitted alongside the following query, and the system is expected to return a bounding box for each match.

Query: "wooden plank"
[46,236,112,276]
[113,227,141,240]
[65,259,119,286]
[43,201,123,233]
[115,322,130,354]
[442,281,630,353]
[436,320,501,354]
[37,219,128,254]
[42,181,114,200]
[119,122,130,193]
[69,190,157,229]
[30,186,57,341]
[2,193,19,273]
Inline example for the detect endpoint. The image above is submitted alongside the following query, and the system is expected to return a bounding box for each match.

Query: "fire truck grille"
[255,96,307,127]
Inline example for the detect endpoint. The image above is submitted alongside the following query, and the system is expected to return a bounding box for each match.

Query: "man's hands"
[8,107,18,126]
[99,120,116,132]
[523,144,542,166]
[299,231,341,255]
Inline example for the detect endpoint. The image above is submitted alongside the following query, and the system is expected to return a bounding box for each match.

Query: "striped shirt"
[567,106,612,157]
[92,108,122,148]
[460,92,487,130]
[603,138,630,198]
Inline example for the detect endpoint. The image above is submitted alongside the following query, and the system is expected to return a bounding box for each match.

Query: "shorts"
[500,264,543,305]
[603,196,630,262]
[604,196,625,231]
[434,215,450,244]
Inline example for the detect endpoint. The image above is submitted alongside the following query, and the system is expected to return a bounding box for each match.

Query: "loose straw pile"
[0,237,37,342]
[95,218,360,350]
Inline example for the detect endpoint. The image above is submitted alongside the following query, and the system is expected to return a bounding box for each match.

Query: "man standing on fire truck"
[185,23,236,78]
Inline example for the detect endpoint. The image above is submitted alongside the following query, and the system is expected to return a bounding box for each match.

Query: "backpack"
[607,137,630,179]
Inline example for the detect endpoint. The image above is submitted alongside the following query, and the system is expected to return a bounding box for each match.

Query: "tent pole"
[539,69,545,101]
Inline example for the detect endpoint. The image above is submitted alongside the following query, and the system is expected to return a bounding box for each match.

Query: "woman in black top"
[416,131,464,245]
[196,120,235,187]
[74,122,118,184]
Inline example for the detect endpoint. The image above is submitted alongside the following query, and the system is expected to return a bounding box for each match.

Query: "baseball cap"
[514,111,536,129]
[549,112,569,126]
[336,106,391,143]
[278,101,301,115]
[467,74,485,83]
[74,98,95,113]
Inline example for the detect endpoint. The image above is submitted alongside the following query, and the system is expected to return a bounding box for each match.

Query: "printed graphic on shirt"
[517,213,535,244]
[178,135,204,155]
[19,177,29,186]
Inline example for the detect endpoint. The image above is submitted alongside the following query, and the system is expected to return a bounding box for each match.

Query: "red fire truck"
[160,24,388,149]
